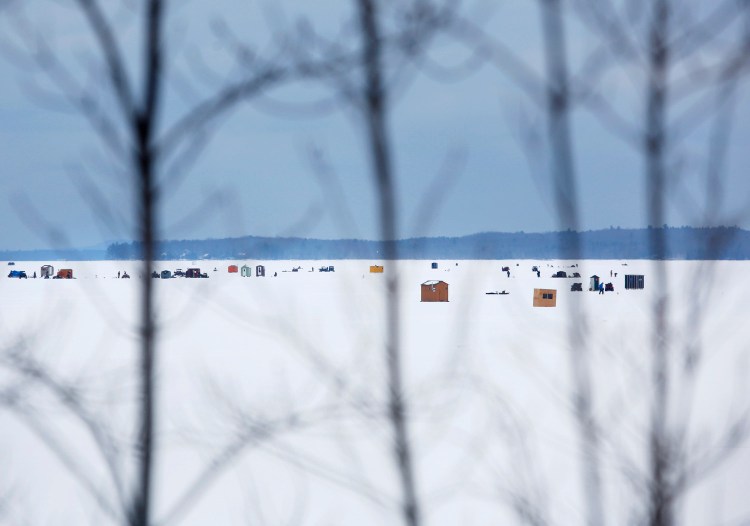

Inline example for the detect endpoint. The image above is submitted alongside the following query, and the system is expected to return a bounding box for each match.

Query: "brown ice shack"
[533,288,557,307]
[421,280,449,302]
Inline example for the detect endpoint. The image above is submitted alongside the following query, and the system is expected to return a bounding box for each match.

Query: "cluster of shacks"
[40,265,73,279]
[418,263,646,307]
[222,264,265,276]
[230,264,265,277]
[10,263,646,309]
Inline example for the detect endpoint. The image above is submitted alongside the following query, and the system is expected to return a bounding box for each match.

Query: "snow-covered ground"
[0,259,748,525]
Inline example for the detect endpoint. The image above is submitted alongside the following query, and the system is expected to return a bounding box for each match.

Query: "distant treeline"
[2,227,747,262]
[103,226,750,261]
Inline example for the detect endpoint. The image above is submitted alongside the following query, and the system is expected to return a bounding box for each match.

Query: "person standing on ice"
[599,282,604,294]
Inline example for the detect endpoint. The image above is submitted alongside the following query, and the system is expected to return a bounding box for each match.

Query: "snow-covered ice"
[0,259,747,525]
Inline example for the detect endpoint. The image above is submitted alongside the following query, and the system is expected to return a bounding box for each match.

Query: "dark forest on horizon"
[2,226,746,261]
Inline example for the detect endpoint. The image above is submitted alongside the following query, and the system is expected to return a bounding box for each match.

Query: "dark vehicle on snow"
[552,271,567,278]
[8,270,27,278]
[571,282,583,291]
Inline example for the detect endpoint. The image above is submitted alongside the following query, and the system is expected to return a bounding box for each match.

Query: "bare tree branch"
[74,0,136,120]
[0,343,128,517]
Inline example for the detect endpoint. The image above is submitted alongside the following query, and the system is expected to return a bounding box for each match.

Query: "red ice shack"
[57,269,73,279]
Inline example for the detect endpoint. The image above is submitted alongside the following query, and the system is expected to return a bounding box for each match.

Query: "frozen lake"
[1,259,748,525]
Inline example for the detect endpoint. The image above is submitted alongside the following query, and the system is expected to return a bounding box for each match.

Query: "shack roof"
[422,280,446,286]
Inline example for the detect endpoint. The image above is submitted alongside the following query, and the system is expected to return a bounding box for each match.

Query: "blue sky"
[1,0,749,250]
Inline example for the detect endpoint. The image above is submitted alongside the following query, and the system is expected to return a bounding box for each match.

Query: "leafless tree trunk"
[644,2,672,525]
[453,0,750,523]
[356,1,421,525]
[129,2,163,522]
[569,0,750,523]
[0,1,293,523]
[540,2,604,524]
[60,1,166,522]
